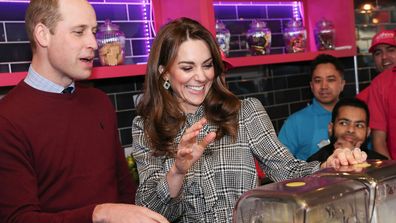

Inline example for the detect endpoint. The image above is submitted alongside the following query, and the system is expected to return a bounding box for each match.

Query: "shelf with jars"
[152,0,356,67]
[0,0,355,87]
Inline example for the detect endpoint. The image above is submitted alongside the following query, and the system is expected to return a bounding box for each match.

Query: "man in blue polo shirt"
[278,54,345,160]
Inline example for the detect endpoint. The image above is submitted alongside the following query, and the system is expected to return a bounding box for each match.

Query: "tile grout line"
[2,22,7,42]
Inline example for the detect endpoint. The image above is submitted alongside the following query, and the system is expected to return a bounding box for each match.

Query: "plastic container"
[96,19,125,66]
[283,19,307,53]
[246,20,271,55]
[216,20,231,56]
[315,18,336,50]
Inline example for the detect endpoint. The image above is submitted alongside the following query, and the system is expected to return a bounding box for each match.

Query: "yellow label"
[286,181,306,187]
[353,162,371,168]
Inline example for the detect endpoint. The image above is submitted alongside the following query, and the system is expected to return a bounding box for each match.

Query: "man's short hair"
[25,0,62,52]
[331,98,369,125]
[310,54,344,79]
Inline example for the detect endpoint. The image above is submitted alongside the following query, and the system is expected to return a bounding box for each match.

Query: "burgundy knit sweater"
[0,82,136,223]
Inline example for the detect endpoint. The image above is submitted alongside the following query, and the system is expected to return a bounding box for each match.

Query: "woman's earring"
[163,80,171,90]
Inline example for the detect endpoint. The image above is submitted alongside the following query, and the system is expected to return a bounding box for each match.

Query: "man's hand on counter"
[92,203,169,223]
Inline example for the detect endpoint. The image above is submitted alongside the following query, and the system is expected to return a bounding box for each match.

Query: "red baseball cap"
[220,50,233,70]
[369,29,396,53]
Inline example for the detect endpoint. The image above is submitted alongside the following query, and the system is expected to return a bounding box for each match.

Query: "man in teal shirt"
[278,54,345,160]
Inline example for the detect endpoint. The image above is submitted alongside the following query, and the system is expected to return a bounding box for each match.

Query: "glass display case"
[233,175,370,223]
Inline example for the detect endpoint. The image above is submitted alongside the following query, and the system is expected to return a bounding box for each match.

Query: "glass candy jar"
[315,18,335,50]
[246,20,271,55]
[283,19,307,53]
[215,20,231,56]
[96,19,125,66]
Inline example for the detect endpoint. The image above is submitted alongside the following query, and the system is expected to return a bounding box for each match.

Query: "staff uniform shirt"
[365,68,396,159]
[132,97,320,223]
[278,98,331,160]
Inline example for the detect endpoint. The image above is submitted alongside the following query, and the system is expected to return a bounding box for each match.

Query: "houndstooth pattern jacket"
[132,97,320,223]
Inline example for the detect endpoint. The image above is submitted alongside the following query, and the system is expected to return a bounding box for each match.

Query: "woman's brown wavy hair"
[137,17,241,157]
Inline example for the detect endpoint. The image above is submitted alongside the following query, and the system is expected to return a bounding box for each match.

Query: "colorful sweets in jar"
[284,19,307,53]
[246,20,272,55]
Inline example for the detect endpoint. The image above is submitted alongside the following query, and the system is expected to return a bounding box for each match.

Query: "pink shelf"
[226,49,356,67]
[0,64,147,87]
[91,64,146,79]
[0,72,27,87]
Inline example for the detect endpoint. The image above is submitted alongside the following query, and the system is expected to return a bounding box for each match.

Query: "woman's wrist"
[168,164,186,178]
[166,165,186,198]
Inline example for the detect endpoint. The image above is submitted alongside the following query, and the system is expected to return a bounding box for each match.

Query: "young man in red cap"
[369,29,396,73]
[357,29,396,100]
[357,29,396,160]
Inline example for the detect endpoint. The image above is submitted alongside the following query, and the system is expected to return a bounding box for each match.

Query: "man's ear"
[340,79,346,91]
[328,122,333,137]
[367,127,371,138]
[34,23,50,48]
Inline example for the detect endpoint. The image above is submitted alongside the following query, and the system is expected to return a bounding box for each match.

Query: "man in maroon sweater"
[0,0,168,223]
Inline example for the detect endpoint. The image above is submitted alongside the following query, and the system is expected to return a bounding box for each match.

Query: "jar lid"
[316,18,334,29]
[286,19,303,28]
[250,19,267,29]
[216,20,226,30]
[99,19,120,32]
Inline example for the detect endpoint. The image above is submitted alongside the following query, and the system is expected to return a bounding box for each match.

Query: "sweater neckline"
[19,81,78,100]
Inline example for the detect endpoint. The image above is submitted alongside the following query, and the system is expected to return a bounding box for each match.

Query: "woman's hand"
[321,138,366,169]
[167,117,216,197]
[173,117,216,174]
[321,147,367,169]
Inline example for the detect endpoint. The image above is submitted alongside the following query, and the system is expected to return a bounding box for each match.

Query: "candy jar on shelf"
[315,18,335,50]
[215,20,231,56]
[96,19,125,66]
[283,19,306,53]
[246,20,271,56]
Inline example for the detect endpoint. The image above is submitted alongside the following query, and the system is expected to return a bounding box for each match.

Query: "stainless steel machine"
[233,160,396,223]
[316,160,396,223]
